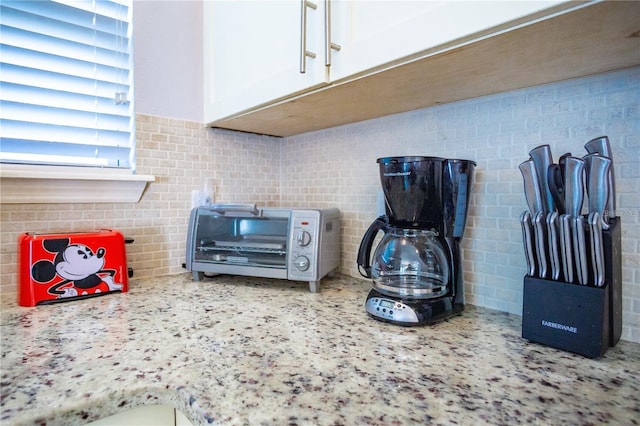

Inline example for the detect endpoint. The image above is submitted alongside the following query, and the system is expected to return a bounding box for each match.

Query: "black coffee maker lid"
[377,156,477,166]
[445,158,478,166]
[377,156,445,164]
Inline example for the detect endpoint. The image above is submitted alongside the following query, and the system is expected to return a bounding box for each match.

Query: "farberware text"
[541,320,577,334]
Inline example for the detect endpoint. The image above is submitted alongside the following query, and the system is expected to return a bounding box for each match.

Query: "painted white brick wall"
[282,66,640,343]
[1,67,637,343]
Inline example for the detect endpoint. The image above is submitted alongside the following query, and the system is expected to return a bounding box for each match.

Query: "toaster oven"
[185,204,340,292]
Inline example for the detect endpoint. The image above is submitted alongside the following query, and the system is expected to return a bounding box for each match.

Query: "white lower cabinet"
[175,408,193,426]
[86,405,193,426]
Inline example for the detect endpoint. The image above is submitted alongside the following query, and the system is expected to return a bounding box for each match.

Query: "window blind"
[0,0,135,170]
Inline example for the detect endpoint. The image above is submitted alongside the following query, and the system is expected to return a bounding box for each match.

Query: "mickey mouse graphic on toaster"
[30,238,124,299]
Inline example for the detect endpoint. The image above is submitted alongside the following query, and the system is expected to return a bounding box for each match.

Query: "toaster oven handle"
[207,203,262,217]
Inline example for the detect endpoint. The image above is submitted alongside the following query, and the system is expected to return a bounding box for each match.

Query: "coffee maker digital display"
[357,156,476,325]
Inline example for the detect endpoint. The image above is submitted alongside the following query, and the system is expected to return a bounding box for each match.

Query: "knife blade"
[584,136,616,220]
[588,211,605,287]
[533,211,548,279]
[573,215,589,285]
[546,211,561,281]
[559,213,574,283]
[519,160,543,214]
[529,145,554,214]
[520,211,536,277]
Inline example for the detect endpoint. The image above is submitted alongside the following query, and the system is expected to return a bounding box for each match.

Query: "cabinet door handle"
[300,0,317,74]
[325,0,341,67]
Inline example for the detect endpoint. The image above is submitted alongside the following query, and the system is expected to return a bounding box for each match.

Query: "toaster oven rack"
[196,238,287,268]
[197,236,287,255]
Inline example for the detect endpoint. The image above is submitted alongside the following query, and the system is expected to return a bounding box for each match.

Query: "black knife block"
[521,217,621,358]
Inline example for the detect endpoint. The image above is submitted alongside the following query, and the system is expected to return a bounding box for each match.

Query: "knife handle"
[564,157,586,218]
[583,153,612,230]
[585,136,616,219]
[529,144,554,214]
[519,160,543,214]
[547,164,565,215]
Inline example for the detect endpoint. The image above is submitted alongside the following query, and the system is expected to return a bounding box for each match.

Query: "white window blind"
[0,0,135,170]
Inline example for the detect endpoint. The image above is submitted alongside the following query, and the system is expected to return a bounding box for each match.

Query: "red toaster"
[18,229,130,307]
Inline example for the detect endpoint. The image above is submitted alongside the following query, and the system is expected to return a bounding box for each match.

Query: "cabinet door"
[86,405,176,426]
[204,0,328,124]
[175,409,193,426]
[330,0,567,81]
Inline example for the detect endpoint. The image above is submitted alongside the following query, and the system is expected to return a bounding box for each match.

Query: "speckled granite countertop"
[1,274,639,425]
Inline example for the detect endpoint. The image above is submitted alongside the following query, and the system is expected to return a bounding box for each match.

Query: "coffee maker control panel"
[365,295,419,324]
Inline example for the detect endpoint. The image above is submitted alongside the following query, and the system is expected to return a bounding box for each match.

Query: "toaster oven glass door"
[194,213,289,269]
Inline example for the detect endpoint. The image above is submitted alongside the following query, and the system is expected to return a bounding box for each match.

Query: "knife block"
[521,217,621,358]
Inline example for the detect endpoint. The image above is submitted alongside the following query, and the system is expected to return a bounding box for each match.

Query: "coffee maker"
[357,156,476,325]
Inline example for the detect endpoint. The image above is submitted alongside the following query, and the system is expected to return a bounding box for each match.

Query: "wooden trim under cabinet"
[209,1,640,137]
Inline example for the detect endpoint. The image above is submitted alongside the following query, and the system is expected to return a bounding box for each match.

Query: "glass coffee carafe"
[370,227,449,299]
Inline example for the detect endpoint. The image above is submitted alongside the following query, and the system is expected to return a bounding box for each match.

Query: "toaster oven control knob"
[294,255,310,271]
[295,230,312,247]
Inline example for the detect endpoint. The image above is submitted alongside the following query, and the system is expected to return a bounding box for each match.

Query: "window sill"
[0,164,155,204]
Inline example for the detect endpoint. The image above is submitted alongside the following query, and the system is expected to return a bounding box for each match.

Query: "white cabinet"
[175,408,193,426]
[204,0,329,123]
[329,0,567,81]
[205,0,569,124]
[204,1,637,137]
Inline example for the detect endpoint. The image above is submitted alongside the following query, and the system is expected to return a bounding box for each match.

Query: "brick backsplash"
[1,67,638,343]
[281,67,640,343]
[0,118,281,296]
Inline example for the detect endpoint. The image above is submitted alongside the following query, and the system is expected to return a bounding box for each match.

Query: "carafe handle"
[356,216,387,278]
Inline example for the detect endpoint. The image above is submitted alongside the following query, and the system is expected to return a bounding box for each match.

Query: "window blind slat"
[1,102,130,133]
[2,82,130,117]
[1,62,130,98]
[1,24,130,71]
[0,138,132,168]
[2,1,129,38]
[1,120,131,148]
[0,0,134,171]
